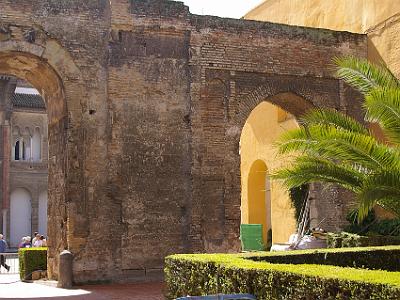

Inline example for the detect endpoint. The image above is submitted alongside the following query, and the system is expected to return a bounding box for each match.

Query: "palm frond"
[313,127,400,170]
[273,156,365,191]
[301,109,368,134]
[275,127,315,154]
[277,122,400,171]
[358,170,400,221]
[334,56,400,95]
[365,88,400,145]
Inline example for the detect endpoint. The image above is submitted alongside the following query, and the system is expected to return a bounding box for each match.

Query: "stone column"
[2,123,10,216]
[2,209,7,236]
[31,191,39,234]
[0,78,15,243]
[58,250,73,288]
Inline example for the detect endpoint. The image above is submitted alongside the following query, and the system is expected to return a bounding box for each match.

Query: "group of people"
[19,232,47,248]
[0,232,47,272]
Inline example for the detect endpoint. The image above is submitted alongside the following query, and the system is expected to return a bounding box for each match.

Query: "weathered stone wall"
[0,0,367,283]
[1,0,111,281]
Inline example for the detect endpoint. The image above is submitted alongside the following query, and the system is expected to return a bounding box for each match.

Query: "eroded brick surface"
[0,0,367,283]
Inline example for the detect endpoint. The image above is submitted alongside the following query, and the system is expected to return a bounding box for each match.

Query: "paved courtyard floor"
[0,275,165,299]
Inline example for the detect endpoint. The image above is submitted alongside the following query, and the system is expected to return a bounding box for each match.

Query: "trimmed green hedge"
[327,232,400,248]
[19,247,47,280]
[165,247,400,300]
[247,246,400,271]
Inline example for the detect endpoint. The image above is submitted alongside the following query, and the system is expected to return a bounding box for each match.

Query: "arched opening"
[3,77,48,251]
[10,188,32,247]
[0,50,68,279]
[14,140,20,161]
[240,99,301,245]
[247,160,271,245]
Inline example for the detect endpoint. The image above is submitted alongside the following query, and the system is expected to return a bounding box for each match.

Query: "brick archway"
[236,86,316,129]
[190,68,354,253]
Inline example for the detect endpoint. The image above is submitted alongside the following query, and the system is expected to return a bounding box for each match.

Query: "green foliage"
[346,208,375,225]
[289,184,308,222]
[165,247,400,300]
[369,219,400,236]
[365,88,400,144]
[344,209,376,234]
[358,170,400,218]
[273,57,400,221]
[326,232,400,248]
[344,209,400,237]
[302,108,369,134]
[19,247,47,281]
[334,56,400,95]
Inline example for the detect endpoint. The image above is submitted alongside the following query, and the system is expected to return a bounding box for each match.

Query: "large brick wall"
[0,0,367,283]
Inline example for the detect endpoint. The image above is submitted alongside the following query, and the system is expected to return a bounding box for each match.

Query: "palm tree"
[273,57,400,221]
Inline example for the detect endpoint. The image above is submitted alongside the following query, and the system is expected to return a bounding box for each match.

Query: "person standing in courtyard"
[40,235,47,247]
[19,236,31,248]
[33,235,47,247]
[32,232,39,245]
[0,234,10,272]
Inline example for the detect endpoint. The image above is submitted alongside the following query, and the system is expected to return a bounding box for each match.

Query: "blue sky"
[179,0,264,19]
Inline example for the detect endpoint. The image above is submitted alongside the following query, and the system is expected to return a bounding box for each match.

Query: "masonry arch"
[239,91,314,245]
[237,88,316,128]
[0,47,70,279]
[0,51,66,123]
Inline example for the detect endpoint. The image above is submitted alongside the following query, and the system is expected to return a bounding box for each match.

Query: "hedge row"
[247,245,400,271]
[165,249,400,300]
[19,247,47,280]
[327,232,400,248]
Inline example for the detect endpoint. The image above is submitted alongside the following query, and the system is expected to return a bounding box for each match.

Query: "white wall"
[10,188,32,247]
[32,128,41,161]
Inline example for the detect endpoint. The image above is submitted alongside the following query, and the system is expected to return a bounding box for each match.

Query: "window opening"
[14,140,20,160]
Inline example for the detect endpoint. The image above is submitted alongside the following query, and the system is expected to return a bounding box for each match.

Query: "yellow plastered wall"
[244,0,400,76]
[368,15,400,78]
[247,160,269,244]
[245,0,400,34]
[240,101,298,244]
